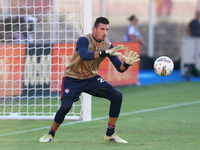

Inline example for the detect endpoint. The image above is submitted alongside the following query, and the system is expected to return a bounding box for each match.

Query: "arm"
[108,44,129,72]
[110,50,140,73]
[77,37,124,61]
[76,37,97,60]
[109,55,129,73]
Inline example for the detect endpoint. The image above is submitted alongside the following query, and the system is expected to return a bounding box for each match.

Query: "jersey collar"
[92,34,103,43]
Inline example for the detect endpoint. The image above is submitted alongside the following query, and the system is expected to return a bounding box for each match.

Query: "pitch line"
[0,100,200,137]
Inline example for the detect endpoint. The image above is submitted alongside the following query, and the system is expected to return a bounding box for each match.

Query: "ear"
[93,26,96,32]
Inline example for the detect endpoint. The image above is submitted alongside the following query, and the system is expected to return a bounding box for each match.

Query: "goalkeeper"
[39,17,140,143]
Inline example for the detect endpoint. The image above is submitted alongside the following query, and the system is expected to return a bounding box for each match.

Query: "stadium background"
[0,0,197,60]
[0,1,200,149]
[0,0,199,115]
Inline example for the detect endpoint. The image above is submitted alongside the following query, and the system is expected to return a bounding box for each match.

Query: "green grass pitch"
[0,82,200,150]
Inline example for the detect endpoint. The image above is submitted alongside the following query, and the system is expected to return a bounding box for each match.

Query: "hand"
[106,45,124,56]
[122,51,140,67]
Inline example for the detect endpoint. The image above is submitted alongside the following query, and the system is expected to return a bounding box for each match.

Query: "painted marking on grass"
[0,100,200,137]
[164,110,200,113]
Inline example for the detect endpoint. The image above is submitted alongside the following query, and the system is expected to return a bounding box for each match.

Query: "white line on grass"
[0,100,200,137]
[164,110,200,113]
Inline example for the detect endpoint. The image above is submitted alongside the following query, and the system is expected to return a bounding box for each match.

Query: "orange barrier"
[0,42,139,96]
[0,45,25,96]
[99,42,140,86]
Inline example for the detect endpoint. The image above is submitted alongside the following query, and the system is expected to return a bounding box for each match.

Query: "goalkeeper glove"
[122,51,140,68]
[99,45,124,58]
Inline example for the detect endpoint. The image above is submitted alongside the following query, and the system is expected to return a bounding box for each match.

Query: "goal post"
[82,0,92,122]
[0,0,92,121]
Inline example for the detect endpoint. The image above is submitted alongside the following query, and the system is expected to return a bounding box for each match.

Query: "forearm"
[78,44,123,61]
[120,64,128,72]
[79,48,110,61]
[109,55,128,73]
[94,52,100,59]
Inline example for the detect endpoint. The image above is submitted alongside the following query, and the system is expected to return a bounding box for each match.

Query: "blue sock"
[106,123,115,136]
[48,127,57,137]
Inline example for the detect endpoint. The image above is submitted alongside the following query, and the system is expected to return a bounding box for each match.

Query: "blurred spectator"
[186,11,200,37]
[155,0,172,18]
[123,15,145,45]
[13,8,38,44]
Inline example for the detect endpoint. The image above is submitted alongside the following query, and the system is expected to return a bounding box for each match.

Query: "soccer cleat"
[39,134,53,142]
[104,133,128,143]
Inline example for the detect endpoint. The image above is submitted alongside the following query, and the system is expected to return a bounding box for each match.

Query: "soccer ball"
[154,56,174,76]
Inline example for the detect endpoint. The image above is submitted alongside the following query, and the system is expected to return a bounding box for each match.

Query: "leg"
[103,88,127,143]
[85,77,122,120]
[39,98,73,142]
[39,76,83,142]
[105,88,122,136]
[84,75,127,143]
[108,117,118,126]
[84,76,122,134]
[51,76,82,132]
[50,98,74,133]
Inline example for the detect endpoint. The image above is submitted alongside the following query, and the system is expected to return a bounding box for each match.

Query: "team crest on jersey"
[65,89,70,93]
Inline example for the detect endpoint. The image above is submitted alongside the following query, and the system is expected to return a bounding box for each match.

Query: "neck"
[92,34,102,42]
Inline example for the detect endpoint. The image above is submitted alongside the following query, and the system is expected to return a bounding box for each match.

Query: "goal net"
[0,0,92,120]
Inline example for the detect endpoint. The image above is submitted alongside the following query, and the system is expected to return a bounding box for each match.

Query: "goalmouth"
[0,0,92,121]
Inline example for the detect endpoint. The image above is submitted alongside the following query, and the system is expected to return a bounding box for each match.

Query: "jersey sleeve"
[108,44,124,73]
[76,37,95,60]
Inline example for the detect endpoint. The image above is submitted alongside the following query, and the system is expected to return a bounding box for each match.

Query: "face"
[93,23,109,42]
[131,18,138,25]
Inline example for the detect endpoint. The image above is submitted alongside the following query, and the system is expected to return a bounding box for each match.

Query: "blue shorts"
[61,75,113,101]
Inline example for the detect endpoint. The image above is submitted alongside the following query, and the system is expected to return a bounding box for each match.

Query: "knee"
[60,99,73,114]
[54,99,73,124]
[60,104,72,114]
[115,91,123,104]
[107,88,123,104]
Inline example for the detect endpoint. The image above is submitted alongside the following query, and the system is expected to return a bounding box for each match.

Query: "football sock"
[48,127,57,137]
[106,123,115,136]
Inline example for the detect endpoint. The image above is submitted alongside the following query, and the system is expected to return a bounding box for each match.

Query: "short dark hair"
[128,15,137,21]
[94,17,109,28]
